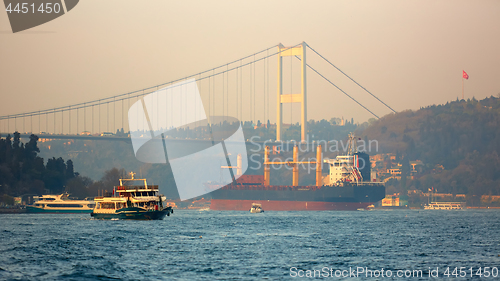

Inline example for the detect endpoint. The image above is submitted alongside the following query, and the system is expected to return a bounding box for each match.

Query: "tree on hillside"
[66,175,94,199]
[100,168,127,191]
[0,133,79,200]
[66,159,75,180]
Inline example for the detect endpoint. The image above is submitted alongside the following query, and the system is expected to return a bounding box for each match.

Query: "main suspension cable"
[294,56,379,119]
[307,44,396,113]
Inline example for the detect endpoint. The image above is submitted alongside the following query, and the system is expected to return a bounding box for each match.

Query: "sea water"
[1,210,499,280]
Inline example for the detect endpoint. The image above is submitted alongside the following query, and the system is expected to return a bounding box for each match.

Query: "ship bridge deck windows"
[133,191,156,197]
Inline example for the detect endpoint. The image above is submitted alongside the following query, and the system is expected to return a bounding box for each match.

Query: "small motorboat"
[250,203,264,213]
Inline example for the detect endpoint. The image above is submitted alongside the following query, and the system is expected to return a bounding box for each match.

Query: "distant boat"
[250,203,264,213]
[424,202,465,210]
[90,172,173,220]
[27,193,94,213]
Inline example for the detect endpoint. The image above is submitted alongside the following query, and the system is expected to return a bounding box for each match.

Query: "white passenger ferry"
[424,202,465,210]
[27,193,95,213]
[90,172,173,220]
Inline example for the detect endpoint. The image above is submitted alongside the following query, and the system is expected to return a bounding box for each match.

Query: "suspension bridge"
[0,42,395,144]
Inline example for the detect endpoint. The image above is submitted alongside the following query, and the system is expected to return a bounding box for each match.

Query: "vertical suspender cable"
[128,93,131,133]
[263,54,266,125]
[240,60,242,122]
[136,95,139,134]
[290,54,293,128]
[212,70,215,119]
[170,83,172,129]
[250,57,252,124]
[253,54,256,124]
[236,63,239,121]
[198,74,201,128]
[184,81,187,127]
[223,65,226,120]
[156,86,159,134]
[267,49,269,126]
[208,72,211,120]
[226,64,228,121]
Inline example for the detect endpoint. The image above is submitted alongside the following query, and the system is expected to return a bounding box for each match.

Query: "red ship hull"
[211,199,373,211]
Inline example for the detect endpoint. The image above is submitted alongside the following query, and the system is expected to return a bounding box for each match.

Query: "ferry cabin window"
[101,202,115,209]
[46,204,84,208]
[116,203,126,209]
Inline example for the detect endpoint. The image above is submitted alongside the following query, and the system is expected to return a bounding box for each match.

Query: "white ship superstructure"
[324,133,367,186]
[27,193,95,213]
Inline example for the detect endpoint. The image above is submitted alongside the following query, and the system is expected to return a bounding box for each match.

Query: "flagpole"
[462,76,464,100]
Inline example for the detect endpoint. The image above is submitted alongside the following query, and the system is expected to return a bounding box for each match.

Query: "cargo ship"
[208,134,385,211]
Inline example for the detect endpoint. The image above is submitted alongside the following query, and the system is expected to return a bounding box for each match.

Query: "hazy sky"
[1,0,499,132]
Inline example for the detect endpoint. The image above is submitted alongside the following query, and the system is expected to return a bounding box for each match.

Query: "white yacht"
[27,193,95,213]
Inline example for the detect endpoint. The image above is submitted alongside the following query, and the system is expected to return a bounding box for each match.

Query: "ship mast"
[346,133,358,156]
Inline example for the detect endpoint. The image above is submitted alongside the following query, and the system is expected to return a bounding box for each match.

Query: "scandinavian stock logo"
[4,0,79,33]
[128,79,248,200]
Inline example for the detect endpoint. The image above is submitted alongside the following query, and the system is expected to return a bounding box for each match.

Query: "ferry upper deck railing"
[116,185,159,191]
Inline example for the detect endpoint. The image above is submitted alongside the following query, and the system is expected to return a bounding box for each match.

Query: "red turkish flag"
[463,70,469,79]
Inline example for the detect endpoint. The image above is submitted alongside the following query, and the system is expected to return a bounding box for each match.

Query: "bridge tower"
[276,42,307,142]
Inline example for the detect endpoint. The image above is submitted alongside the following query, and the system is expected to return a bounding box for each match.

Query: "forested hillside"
[361,96,500,195]
[0,133,76,197]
